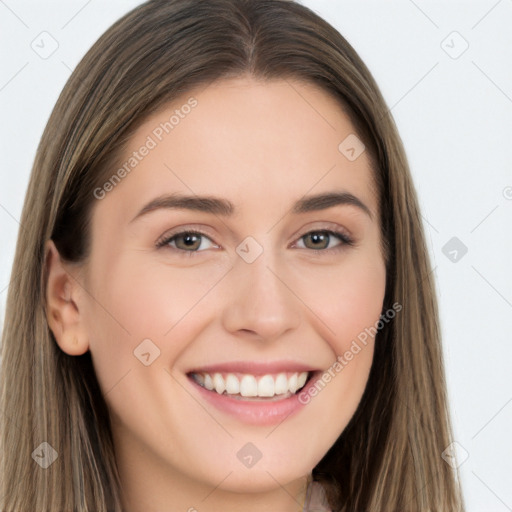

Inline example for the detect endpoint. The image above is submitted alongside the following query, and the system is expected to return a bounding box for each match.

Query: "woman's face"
[76,77,386,502]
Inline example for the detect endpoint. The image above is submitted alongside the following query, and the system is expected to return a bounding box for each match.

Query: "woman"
[0,0,465,510]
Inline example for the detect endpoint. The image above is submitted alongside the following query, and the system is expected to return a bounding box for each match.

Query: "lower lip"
[187,371,321,426]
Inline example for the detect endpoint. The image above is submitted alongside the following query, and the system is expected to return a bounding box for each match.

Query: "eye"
[156,230,218,253]
[294,229,353,251]
[156,228,354,255]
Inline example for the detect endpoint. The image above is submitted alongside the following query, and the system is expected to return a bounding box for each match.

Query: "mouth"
[185,366,321,425]
[188,370,312,401]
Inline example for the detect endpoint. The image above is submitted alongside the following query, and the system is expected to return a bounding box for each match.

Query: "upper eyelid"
[159,219,352,240]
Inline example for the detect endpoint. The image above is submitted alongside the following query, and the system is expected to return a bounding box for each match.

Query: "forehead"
[93,76,377,227]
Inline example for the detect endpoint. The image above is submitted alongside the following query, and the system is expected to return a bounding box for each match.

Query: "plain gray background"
[1,1,511,510]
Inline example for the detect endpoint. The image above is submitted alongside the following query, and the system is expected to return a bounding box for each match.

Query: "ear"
[44,239,89,356]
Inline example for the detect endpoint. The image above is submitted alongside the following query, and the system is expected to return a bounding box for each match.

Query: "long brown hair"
[0,0,465,510]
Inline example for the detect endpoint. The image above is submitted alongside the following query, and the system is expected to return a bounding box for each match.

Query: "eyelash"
[155,228,354,255]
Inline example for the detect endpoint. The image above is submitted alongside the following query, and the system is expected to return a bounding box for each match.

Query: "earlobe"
[44,239,89,356]
[59,331,89,356]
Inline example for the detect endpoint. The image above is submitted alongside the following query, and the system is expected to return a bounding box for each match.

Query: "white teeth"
[240,375,258,397]
[297,371,308,389]
[288,373,298,393]
[274,373,288,394]
[204,373,214,391]
[225,374,240,394]
[213,373,225,394]
[192,371,309,398]
[258,375,275,397]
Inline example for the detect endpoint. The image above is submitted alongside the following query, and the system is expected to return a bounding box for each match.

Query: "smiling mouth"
[188,371,312,401]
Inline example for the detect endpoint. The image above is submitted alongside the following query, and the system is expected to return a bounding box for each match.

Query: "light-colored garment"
[302,480,332,512]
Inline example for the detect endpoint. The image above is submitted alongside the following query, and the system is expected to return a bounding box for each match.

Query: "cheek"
[291,249,386,420]
[294,249,386,352]
[83,253,228,392]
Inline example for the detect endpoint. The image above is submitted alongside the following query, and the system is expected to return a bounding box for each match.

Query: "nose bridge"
[220,238,301,341]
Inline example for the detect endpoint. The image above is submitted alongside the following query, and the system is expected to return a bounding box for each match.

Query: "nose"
[220,247,301,343]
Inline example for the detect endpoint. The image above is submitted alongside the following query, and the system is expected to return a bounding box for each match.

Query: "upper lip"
[187,361,320,376]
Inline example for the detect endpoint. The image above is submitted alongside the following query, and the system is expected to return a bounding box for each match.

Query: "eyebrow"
[130,190,373,223]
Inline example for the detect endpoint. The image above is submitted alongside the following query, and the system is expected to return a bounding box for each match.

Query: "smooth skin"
[45,76,386,512]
